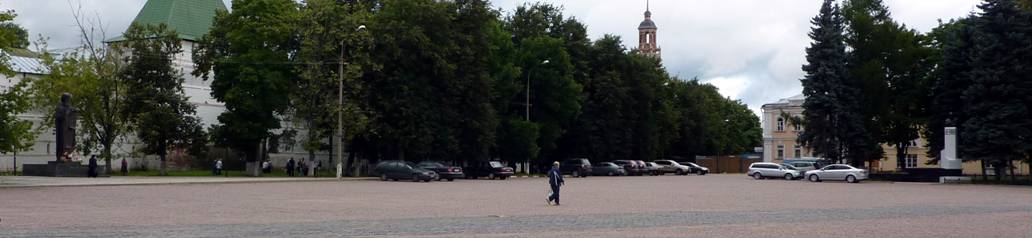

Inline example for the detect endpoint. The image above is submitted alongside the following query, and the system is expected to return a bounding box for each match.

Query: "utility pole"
[337,41,345,179]
[338,25,366,179]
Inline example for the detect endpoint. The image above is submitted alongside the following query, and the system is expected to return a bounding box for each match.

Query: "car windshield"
[782,164,798,170]
[685,162,700,167]
[489,161,503,168]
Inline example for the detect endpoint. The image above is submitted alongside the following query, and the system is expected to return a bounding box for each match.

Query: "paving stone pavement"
[2,174,1031,237]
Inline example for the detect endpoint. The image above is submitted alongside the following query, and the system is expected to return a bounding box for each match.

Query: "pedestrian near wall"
[120,158,128,176]
[287,158,296,177]
[216,159,223,175]
[87,155,98,178]
[547,161,564,206]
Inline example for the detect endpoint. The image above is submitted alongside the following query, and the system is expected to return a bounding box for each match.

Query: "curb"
[0,177,378,189]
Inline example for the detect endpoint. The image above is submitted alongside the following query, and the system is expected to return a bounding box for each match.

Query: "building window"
[777,145,784,159]
[793,145,801,158]
[898,154,918,168]
[776,118,785,132]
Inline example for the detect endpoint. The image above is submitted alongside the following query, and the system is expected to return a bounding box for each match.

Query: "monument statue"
[54,93,78,163]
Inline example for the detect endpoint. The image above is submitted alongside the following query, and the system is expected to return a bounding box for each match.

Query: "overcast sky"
[4,0,981,115]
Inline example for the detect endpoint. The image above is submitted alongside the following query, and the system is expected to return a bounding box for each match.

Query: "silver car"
[783,161,818,174]
[748,162,801,180]
[805,164,868,183]
[653,160,691,175]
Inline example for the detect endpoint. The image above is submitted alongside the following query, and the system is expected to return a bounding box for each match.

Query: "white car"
[748,162,801,180]
[804,164,868,183]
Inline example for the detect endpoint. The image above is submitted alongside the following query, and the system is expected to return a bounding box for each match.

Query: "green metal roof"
[109,0,227,42]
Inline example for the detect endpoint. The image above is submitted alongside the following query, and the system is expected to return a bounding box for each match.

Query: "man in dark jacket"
[87,155,98,178]
[547,161,564,206]
[287,158,296,177]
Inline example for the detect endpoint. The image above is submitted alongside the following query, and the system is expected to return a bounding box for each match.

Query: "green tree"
[959,0,1032,179]
[122,23,205,176]
[799,0,869,164]
[194,0,300,176]
[502,4,583,167]
[924,18,974,161]
[295,0,373,171]
[26,10,131,173]
[361,0,500,164]
[843,0,929,166]
[0,7,27,50]
[0,8,35,155]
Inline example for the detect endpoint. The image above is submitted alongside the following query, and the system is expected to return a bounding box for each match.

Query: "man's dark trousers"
[549,184,560,204]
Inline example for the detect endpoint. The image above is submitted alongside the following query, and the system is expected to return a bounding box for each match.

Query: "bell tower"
[638,0,660,58]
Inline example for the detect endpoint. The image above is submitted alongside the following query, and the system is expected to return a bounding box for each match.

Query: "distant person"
[87,155,98,178]
[546,161,564,206]
[262,160,272,173]
[287,158,296,177]
[315,160,323,177]
[120,158,128,176]
[215,159,223,175]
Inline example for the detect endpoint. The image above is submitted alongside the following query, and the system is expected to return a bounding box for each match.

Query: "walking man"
[547,161,564,206]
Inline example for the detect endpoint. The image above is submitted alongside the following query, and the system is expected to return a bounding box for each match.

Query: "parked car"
[680,162,709,175]
[592,162,627,176]
[644,162,664,175]
[633,160,648,175]
[613,160,645,176]
[783,161,818,174]
[748,162,801,180]
[373,160,437,182]
[415,161,464,181]
[653,160,691,175]
[464,160,514,180]
[561,158,593,177]
[805,164,868,183]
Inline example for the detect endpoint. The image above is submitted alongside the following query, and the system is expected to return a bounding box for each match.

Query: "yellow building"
[761,94,935,173]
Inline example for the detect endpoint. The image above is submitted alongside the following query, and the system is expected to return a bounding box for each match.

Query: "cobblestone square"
[3,175,1032,237]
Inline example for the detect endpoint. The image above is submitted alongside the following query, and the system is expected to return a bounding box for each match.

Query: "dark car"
[633,160,649,175]
[613,160,646,176]
[592,162,627,176]
[373,160,437,182]
[678,161,710,175]
[416,161,464,181]
[464,161,514,180]
[561,158,592,178]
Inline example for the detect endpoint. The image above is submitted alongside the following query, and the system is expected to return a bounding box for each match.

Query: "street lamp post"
[524,59,549,173]
[338,25,366,179]
[717,118,729,173]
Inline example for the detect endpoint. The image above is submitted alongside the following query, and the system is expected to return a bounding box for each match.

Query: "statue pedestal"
[22,162,107,177]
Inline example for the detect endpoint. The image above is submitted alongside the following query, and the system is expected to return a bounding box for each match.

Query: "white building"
[2,0,331,173]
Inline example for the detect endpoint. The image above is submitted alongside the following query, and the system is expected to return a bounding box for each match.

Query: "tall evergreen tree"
[122,23,205,176]
[960,0,1032,176]
[925,18,975,161]
[799,0,868,164]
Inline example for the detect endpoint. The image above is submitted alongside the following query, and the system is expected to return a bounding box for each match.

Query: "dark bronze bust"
[54,93,78,162]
